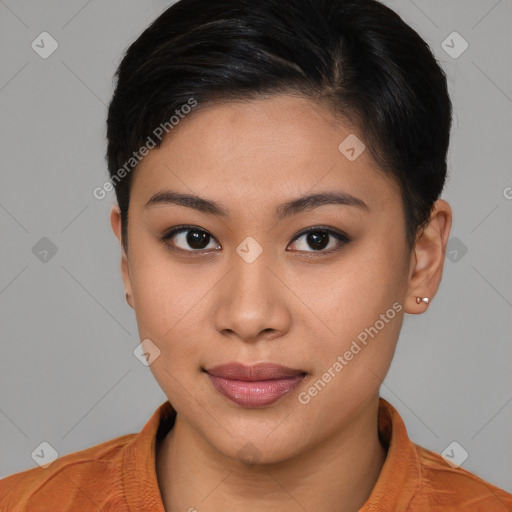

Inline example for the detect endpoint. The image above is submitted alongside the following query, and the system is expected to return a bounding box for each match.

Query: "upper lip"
[204,362,306,381]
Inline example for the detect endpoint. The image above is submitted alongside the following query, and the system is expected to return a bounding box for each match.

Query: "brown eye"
[161,227,220,252]
[288,227,349,253]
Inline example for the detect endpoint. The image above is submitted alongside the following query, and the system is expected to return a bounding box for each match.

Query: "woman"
[1,0,511,510]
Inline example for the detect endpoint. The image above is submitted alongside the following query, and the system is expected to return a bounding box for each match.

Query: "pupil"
[307,231,328,250]
[187,230,209,249]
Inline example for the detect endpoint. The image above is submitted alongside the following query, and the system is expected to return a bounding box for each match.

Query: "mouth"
[203,362,307,407]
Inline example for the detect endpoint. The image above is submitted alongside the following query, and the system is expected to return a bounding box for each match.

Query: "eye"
[160,226,220,253]
[159,225,350,255]
[288,227,350,253]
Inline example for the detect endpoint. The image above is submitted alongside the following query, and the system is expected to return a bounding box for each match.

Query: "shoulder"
[410,443,512,511]
[0,434,135,512]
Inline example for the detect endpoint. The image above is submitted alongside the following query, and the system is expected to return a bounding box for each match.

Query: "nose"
[212,250,292,344]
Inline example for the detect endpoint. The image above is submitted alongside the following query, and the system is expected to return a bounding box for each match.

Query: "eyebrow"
[144,189,368,219]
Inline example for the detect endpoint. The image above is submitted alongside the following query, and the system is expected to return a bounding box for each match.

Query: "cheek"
[128,245,220,380]
[295,238,407,384]
[295,252,405,429]
[128,245,190,341]
[310,240,405,332]
[129,257,207,405]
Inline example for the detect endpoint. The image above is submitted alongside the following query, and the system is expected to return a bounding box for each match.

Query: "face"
[112,95,416,464]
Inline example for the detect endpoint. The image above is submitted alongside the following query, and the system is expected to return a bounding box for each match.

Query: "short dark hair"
[106,0,452,252]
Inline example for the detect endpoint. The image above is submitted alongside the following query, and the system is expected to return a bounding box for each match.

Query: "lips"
[205,362,306,380]
[204,362,307,407]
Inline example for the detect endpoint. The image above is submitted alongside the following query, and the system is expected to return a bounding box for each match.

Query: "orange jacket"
[1,398,511,511]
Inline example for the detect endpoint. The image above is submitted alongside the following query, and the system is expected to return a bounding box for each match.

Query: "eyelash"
[159,225,350,256]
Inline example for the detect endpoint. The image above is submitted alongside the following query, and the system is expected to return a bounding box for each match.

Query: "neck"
[156,395,386,512]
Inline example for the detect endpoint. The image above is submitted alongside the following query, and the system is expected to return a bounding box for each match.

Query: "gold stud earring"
[415,296,430,304]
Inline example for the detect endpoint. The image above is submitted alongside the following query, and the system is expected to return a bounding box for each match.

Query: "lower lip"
[206,373,306,407]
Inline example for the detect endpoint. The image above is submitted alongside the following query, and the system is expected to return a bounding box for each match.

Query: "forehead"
[130,95,401,214]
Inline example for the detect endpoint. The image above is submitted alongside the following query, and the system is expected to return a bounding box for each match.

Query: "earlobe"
[405,199,452,314]
[110,204,134,309]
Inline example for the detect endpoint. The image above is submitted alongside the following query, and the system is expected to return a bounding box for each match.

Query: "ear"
[110,204,134,309]
[404,199,452,314]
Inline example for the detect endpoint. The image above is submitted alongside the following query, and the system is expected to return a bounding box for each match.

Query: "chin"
[210,430,304,467]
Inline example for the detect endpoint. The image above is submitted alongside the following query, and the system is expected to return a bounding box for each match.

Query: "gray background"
[1,0,511,494]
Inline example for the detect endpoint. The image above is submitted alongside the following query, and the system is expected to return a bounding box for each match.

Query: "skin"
[110,95,452,512]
